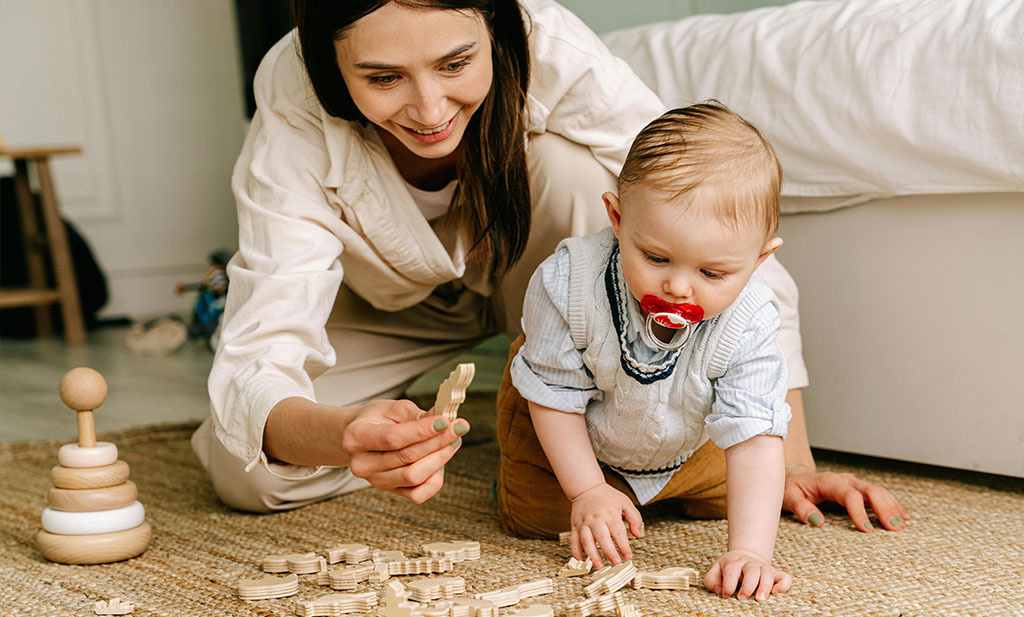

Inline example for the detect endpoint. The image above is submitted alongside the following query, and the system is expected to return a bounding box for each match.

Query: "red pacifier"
[640,295,704,351]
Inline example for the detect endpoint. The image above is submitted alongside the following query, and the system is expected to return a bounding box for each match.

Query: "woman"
[192,0,907,534]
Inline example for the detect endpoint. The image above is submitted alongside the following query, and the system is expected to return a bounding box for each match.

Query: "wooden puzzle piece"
[446,597,499,617]
[237,573,299,600]
[387,557,455,576]
[373,550,408,564]
[407,576,466,602]
[317,560,374,590]
[474,578,553,608]
[422,541,481,563]
[564,591,630,617]
[584,561,637,598]
[262,551,320,574]
[327,543,371,564]
[557,556,592,578]
[430,363,475,423]
[558,531,570,546]
[506,605,554,617]
[631,566,700,590]
[94,597,134,615]
[295,591,377,616]
[377,580,421,617]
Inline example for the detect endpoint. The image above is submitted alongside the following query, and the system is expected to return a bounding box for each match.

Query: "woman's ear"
[603,192,622,236]
[755,237,784,267]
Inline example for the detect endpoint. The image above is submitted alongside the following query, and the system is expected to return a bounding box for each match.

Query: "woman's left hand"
[782,465,910,532]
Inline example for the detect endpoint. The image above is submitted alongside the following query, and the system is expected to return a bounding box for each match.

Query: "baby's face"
[605,186,775,324]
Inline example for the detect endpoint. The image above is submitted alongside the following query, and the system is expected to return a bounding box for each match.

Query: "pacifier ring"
[644,313,693,351]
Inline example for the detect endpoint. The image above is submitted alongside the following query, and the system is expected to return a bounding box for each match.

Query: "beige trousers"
[193,132,620,512]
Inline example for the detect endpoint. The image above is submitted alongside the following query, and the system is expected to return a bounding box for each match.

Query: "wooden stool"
[0,145,86,344]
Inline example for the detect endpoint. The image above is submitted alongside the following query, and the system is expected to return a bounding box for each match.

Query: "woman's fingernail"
[453,421,469,436]
[433,418,449,432]
[863,520,874,530]
[807,512,823,527]
[449,437,462,450]
[889,515,904,527]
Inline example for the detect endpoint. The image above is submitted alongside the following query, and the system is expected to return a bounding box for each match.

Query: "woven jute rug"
[3,393,1022,617]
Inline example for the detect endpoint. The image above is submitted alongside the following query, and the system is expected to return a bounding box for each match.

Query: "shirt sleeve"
[207,35,351,475]
[510,248,601,414]
[521,0,667,176]
[705,303,792,450]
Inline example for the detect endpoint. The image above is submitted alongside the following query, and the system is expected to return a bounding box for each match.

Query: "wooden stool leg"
[12,159,54,337]
[35,157,86,344]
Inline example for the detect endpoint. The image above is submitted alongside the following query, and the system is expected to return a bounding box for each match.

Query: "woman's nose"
[406,78,446,127]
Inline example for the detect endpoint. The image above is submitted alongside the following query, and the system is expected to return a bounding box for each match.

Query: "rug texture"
[2,393,1022,617]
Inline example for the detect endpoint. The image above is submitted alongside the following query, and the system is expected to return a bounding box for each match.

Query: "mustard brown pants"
[496,336,729,539]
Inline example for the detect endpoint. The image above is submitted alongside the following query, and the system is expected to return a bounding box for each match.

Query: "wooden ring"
[57,442,118,468]
[41,501,145,535]
[37,522,151,564]
[48,481,138,512]
[51,460,130,489]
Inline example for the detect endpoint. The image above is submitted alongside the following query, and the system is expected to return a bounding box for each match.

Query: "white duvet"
[601,0,1024,211]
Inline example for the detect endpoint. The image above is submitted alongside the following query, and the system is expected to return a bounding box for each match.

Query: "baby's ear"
[603,192,622,236]
[756,237,783,267]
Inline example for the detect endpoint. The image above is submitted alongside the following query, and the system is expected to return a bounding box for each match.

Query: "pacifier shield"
[640,296,704,328]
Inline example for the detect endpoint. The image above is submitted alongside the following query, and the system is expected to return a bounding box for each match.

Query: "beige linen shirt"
[207,0,666,472]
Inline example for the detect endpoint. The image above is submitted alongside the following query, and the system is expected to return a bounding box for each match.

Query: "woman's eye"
[444,59,469,73]
[368,74,398,85]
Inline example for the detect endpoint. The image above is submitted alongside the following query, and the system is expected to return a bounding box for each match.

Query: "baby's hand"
[704,549,792,601]
[569,483,644,569]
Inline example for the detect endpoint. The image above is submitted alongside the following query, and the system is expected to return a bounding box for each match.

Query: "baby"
[496,102,793,600]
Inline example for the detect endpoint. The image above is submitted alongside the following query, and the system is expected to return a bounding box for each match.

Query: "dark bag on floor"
[0,176,109,337]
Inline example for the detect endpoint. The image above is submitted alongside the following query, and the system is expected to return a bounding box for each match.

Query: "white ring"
[57,442,118,468]
[41,501,145,535]
[644,313,693,352]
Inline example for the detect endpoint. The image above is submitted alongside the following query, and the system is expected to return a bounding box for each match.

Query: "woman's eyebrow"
[354,42,477,70]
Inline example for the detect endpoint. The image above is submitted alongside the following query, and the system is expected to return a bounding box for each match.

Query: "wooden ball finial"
[60,367,108,412]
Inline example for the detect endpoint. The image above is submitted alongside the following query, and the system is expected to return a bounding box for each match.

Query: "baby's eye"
[701,269,724,280]
[368,74,398,85]
[643,252,668,264]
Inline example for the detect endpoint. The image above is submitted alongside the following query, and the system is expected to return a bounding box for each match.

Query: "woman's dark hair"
[292,0,531,272]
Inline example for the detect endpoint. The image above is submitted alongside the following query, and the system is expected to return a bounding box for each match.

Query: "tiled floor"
[0,326,509,443]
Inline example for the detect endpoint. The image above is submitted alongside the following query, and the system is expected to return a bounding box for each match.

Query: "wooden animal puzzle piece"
[558,531,570,546]
[94,597,134,615]
[36,521,151,565]
[41,501,145,535]
[505,605,554,617]
[583,561,637,598]
[387,556,455,576]
[327,543,371,564]
[446,598,498,617]
[474,578,553,608]
[407,576,466,602]
[557,556,592,578]
[48,480,138,512]
[317,562,374,590]
[422,541,481,563]
[430,363,475,423]
[296,591,377,616]
[262,551,321,574]
[373,550,408,563]
[51,460,131,490]
[631,566,700,590]
[237,573,299,600]
[564,591,629,617]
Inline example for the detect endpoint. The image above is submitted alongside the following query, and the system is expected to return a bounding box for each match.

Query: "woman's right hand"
[341,399,469,503]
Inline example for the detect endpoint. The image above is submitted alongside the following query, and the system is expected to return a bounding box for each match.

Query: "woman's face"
[334,3,494,161]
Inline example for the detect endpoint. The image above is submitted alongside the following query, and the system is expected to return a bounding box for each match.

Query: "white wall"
[558,0,794,33]
[1,1,244,320]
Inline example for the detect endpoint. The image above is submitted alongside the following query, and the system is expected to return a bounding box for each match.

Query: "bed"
[601,0,1024,477]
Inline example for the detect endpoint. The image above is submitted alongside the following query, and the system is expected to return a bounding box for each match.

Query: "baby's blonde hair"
[618,101,782,239]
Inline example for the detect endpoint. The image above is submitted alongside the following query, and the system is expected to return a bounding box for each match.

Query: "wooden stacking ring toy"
[36,368,152,564]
